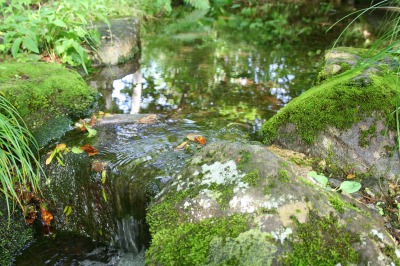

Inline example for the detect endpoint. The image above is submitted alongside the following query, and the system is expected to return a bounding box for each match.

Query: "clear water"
[14,7,375,265]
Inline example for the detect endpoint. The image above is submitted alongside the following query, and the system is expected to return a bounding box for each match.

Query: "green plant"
[0,93,45,221]
[308,171,361,194]
[0,0,108,73]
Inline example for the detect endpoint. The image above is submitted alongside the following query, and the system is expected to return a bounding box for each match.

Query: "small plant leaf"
[84,123,97,138]
[52,19,68,28]
[56,156,65,166]
[308,171,328,187]
[11,37,22,58]
[71,146,84,154]
[63,205,72,217]
[339,181,361,194]
[22,37,39,53]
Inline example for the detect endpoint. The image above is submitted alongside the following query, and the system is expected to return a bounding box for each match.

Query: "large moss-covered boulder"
[262,47,400,189]
[146,142,398,265]
[0,62,98,146]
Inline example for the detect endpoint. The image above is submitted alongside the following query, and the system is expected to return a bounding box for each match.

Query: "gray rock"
[89,17,141,66]
[146,142,399,265]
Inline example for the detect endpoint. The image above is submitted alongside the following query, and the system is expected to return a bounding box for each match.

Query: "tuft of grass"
[0,93,45,222]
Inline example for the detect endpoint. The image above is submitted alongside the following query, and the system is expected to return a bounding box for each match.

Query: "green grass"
[0,93,45,222]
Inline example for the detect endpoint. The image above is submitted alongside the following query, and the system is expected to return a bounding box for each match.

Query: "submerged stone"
[146,142,398,265]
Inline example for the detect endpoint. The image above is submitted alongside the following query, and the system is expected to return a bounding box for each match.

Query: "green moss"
[359,124,377,148]
[238,150,252,171]
[281,211,360,265]
[383,245,400,266]
[278,169,290,183]
[242,170,261,186]
[146,214,249,265]
[0,62,98,135]
[328,193,361,214]
[209,182,235,210]
[0,199,34,265]
[262,69,399,145]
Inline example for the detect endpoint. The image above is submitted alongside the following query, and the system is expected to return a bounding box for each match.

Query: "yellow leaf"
[346,174,356,179]
[174,141,190,151]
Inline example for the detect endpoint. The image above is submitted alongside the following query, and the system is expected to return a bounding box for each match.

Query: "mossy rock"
[0,195,34,266]
[262,49,400,186]
[146,142,397,265]
[0,62,98,146]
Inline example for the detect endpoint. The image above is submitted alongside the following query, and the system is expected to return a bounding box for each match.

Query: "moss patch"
[262,69,399,145]
[0,62,98,145]
[146,214,249,265]
[281,211,360,265]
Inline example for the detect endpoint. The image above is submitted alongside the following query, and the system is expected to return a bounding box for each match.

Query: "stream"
[13,7,374,266]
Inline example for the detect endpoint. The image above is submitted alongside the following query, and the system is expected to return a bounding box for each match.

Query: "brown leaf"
[91,161,107,172]
[81,145,99,156]
[187,134,207,145]
[40,206,53,226]
[346,173,356,179]
[89,114,97,127]
[174,141,190,151]
[139,114,157,124]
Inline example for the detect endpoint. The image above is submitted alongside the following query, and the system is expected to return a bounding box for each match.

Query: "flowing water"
[14,7,375,265]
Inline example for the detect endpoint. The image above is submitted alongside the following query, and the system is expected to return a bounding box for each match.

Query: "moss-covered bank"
[262,69,399,145]
[0,62,98,146]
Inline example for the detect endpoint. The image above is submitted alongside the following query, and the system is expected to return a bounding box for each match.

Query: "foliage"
[0,0,111,73]
[281,211,360,265]
[308,171,362,193]
[0,93,45,221]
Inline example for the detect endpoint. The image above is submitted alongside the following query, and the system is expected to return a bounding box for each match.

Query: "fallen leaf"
[102,188,107,202]
[91,161,107,172]
[45,149,57,165]
[71,146,84,154]
[194,136,207,145]
[56,143,67,152]
[89,114,97,127]
[174,141,190,151]
[84,123,97,138]
[63,205,72,217]
[346,173,356,179]
[187,134,207,145]
[139,114,157,123]
[40,206,53,226]
[101,170,107,184]
[81,145,99,156]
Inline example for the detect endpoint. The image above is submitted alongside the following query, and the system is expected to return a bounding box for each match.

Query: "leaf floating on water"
[139,114,157,124]
[56,156,65,166]
[81,145,99,156]
[56,143,67,152]
[174,141,190,151]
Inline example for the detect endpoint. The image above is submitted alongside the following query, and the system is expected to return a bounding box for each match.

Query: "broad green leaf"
[339,181,361,194]
[84,124,97,138]
[52,19,67,28]
[71,146,84,154]
[22,37,39,53]
[11,37,22,58]
[308,171,328,187]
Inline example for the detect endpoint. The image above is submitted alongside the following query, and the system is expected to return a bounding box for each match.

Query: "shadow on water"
[14,3,383,265]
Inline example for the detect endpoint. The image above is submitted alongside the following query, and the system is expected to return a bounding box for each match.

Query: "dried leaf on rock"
[40,206,53,226]
[92,161,107,172]
[81,145,99,156]
[139,114,157,124]
[346,174,356,179]
[89,114,97,127]
[174,141,190,151]
[187,133,207,145]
